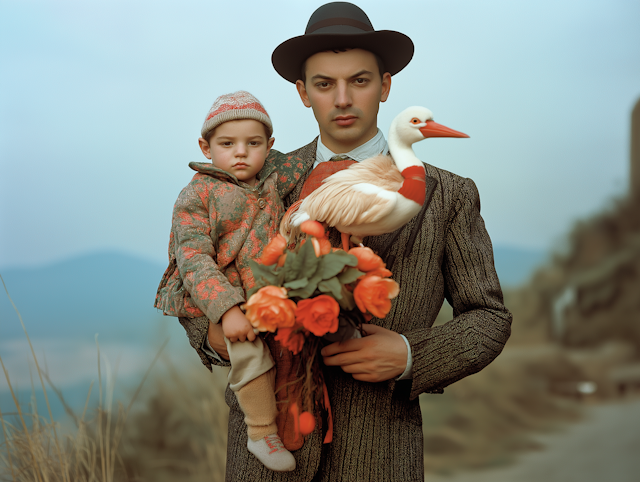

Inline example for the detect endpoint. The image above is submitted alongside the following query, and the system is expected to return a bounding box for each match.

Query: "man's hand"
[320,324,407,382]
[221,305,257,343]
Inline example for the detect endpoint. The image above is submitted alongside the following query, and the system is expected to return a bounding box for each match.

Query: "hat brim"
[272,30,414,83]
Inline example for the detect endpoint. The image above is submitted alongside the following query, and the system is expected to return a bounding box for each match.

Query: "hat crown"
[306,2,374,35]
[271,2,414,83]
[201,90,272,139]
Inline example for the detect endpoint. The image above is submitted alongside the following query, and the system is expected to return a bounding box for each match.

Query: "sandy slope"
[426,397,640,482]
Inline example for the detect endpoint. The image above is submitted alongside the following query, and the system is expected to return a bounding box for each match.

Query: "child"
[155,91,295,472]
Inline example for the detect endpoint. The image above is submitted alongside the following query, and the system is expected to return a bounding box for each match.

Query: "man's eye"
[316,82,330,88]
[354,78,368,85]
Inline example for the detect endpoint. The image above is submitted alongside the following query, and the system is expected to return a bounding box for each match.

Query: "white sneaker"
[247,433,296,472]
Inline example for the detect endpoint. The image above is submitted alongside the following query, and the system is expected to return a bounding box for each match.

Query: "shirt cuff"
[202,335,224,364]
[396,334,413,380]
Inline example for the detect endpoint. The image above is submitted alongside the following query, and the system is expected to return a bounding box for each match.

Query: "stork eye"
[410,118,421,124]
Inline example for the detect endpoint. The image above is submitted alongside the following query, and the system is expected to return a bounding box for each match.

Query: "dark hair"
[299,48,386,84]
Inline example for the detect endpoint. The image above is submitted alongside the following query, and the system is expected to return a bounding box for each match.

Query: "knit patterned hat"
[201,91,273,140]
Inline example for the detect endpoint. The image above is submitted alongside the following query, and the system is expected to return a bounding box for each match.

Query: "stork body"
[284,107,468,244]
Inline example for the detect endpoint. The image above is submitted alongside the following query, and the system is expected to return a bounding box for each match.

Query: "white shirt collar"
[314,129,389,168]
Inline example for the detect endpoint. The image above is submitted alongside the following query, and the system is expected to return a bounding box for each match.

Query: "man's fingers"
[322,349,369,367]
[320,338,363,357]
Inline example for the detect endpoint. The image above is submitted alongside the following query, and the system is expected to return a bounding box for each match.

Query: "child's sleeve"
[172,182,246,325]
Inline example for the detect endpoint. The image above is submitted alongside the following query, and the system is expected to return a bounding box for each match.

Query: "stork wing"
[299,155,404,228]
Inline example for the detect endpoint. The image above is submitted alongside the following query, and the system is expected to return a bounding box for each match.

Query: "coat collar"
[188,161,277,190]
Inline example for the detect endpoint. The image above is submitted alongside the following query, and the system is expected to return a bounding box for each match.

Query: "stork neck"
[388,133,423,172]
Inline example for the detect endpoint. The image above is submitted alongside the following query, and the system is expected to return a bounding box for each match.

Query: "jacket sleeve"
[178,315,231,371]
[403,178,512,400]
[173,182,246,326]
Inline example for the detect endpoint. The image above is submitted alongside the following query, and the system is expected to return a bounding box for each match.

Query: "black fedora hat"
[272,2,414,83]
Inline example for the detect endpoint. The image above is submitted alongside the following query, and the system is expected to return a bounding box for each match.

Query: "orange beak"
[419,120,469,139]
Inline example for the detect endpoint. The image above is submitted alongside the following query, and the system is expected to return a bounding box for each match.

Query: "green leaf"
[337,286,356,311]
[288,272,323,299]
[316,251,354,280]
[283,249,299,282]
[292,240,319,280]
[247,286,258,299]
[248,259,280,288]
[337,267,365,285]
[284,277,309,289]
[318,277,343,299]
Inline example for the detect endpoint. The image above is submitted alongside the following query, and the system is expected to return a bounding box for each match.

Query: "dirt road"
[426,397,640,482]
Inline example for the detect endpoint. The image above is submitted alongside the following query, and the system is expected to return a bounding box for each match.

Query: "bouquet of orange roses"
[245,220,399,352]
[243,221,399,439]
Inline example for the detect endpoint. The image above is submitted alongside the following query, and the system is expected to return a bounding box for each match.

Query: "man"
[181,3,512,481]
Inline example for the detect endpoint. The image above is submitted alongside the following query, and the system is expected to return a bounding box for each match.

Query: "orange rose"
[318,238,332,255]
[245,286,296,332]
[359,266,393,279]
[311,238,322,257]
[309,237,333,257]
[277,254,287,267]
[260,234,287,266]
[353,276,400,319]
[348,247,385,272]
[300,220,325,238]
[275,326,305,355]
[295,295,340,336]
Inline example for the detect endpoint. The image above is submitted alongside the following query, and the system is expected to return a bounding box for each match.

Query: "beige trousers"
[224,336,275,392]
[225,336,278,441]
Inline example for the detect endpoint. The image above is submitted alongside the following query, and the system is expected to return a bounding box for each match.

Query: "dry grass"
[0,268,588,481]
[118,356,228,482]
[0,274,167,482]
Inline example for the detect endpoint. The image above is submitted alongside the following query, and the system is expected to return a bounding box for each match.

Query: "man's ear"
[198,137,212,159]
[296,80,312,108]
[266,137,275,155]
[380,72,391,103]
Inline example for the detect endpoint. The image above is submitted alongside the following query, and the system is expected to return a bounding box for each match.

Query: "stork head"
[390,106,469,146]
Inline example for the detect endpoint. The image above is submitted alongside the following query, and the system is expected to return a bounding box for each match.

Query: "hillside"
[0,245,541,341]
[0,252,167,341]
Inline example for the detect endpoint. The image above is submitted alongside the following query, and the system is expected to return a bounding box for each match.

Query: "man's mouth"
[334,116,357,127]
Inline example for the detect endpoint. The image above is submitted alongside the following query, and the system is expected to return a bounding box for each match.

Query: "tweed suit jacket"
[179,138,512,481]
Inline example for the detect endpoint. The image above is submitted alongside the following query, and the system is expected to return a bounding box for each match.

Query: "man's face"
[296,49,391,153]
[198,119,274,187]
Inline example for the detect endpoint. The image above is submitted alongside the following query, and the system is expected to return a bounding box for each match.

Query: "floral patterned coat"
[154,150,305,324]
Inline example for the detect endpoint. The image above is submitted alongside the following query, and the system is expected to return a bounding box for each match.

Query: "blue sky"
[1,0,639,268]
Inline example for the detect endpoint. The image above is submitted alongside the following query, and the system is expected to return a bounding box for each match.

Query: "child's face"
[199,119,274,187]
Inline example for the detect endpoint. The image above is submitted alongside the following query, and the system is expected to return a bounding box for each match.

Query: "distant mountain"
[0,251,168,341]
[0,246,544,340]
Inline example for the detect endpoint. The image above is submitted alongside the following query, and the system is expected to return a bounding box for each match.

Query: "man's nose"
[334,82,352,109]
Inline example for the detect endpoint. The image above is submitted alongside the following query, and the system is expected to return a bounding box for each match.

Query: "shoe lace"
[264,434,286,454]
